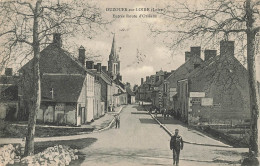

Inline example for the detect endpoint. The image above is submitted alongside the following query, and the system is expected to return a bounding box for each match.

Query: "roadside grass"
[0,120,94,138]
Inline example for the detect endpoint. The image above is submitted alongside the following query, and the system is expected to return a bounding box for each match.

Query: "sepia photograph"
[0,0,260,165]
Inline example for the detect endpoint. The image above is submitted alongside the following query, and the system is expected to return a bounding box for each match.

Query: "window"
[113,63,118,75]
[164,83,168,93]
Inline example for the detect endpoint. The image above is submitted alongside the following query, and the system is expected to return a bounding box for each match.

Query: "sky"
[68,0,260,86]
[2,0,260,86]
[67,0,196,86]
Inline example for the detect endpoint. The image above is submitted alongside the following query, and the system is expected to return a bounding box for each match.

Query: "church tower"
[108,34,121,80]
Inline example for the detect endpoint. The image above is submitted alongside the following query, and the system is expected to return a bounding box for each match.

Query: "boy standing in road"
[115,114,120,129]
[170,129,184,166]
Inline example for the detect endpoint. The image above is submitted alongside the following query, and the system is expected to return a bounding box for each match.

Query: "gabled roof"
[154,80,163,87]
[165,56,203,84]
[100,71,112,85]
[41,74,85,103]
[19,44,94,76]
[186,55,249,92]
[114,78,125,90]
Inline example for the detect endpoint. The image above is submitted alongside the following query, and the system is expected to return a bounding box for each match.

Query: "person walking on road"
[170,129,184,166]
[163,108,167,120]
[154,108,158,117]
[115,114,120,129]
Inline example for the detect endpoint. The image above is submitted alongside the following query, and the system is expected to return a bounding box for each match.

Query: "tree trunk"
[246,0,260,155]
[24,0,42,156]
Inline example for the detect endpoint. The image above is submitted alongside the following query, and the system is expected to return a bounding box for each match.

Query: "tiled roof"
[19,44,94,76]
[164,56,203,86]
[154,80,163,87]
[41,74,85,103]
[187,55,249,92]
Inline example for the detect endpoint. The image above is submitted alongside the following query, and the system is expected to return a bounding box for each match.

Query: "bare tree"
[150,0,260,155]
[0,0,109,156]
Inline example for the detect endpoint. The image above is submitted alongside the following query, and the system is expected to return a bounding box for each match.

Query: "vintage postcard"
[0,0,260,165]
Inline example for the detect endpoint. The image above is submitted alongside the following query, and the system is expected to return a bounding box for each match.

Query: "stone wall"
[37,103,76,125]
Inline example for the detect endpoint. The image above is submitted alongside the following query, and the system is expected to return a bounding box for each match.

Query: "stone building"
[164,47,204,112]
[0,68,19,121]
[94,80,102,119]
[177,41,252,125]
[126,86,135,104]
[19,33,95,126]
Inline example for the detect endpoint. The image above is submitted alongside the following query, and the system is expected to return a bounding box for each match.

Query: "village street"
[78,105,248,166]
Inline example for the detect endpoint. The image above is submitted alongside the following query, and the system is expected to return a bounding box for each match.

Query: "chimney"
[5,68,12,76]
[146,76,150,83]
[190,47,201,58]
[78,46,85,66]
[86,61,94,69]
[97,63,102,73]
[102,66,107,72]
[204,50,217,61]
[53,33,62,47]
[185,52,191,61]
[141,78,144,85]
[220,41,234,57]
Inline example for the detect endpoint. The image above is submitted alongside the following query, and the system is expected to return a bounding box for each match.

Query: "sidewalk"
[149,113,248,165]
[88,106,124,132]
[150,113,231,147]
[0,106,124,145]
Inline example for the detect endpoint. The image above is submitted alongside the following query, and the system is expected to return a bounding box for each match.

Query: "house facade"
[19,33,95,126]
[177,41,251,125]
[0,68,19,121]
[126,86,135,104]
[164,47,204,112]
[137,40,257,126]
[94,81,102,119]
[7,33,127,126]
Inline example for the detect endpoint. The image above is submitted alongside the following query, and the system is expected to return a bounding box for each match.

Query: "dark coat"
[170,135,184,151]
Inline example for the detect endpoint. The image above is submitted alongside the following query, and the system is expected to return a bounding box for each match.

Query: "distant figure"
[154,108,158,117]
[115,114,120,129]
[164,108,167,120]
[108,104,111,112]
[165,108,169,120]
[170,129,184,166]
[241,151,259,166]
[112,104,115,112]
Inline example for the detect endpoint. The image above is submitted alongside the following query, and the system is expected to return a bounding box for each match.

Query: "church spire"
[109,33,117,60]
[108,33,121,80]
